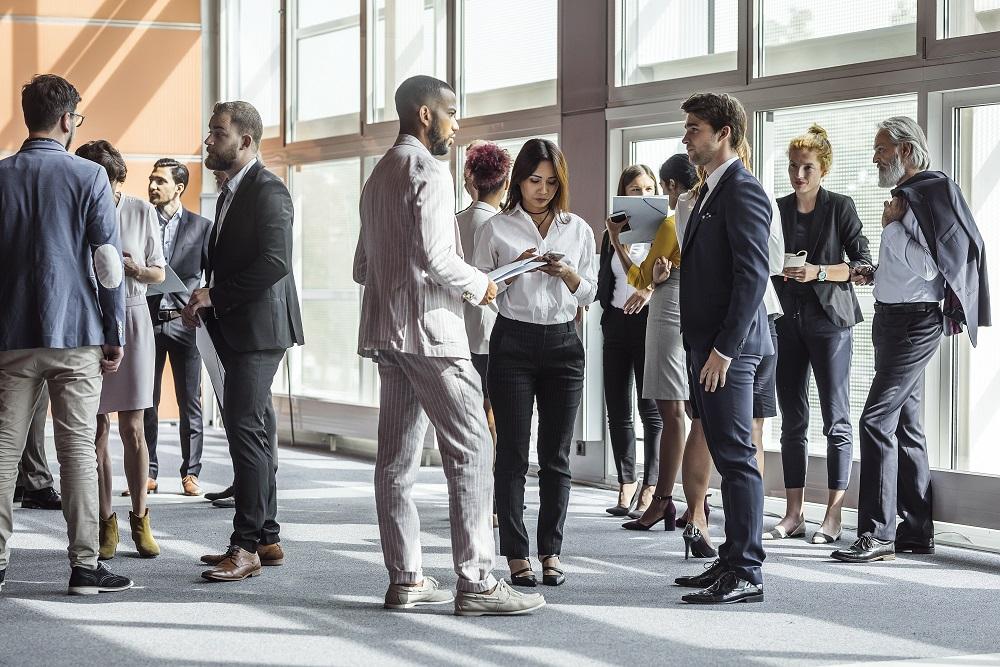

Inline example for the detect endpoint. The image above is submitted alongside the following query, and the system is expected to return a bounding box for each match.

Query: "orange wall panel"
[1,1,201,24]
[120,158,203,212]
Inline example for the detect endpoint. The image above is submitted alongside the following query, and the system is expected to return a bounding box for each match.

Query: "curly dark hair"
[465,142,512,197]
[75,139,127,184]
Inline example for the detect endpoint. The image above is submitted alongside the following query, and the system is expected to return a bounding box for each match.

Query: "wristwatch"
[817,265,827,282]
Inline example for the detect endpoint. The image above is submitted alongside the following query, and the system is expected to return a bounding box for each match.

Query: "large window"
[757,0,918,77]
[938,0,1000,38]
[458,0,558,117]
[289,1,361,141]
[225,0,281,139]
[954,99,1000,475]
[757,94,920,456]
[369,0,447,123]
[617,0,739,86]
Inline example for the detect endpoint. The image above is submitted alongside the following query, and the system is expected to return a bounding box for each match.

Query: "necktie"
[683,183,710,249]
[210,184,230,252]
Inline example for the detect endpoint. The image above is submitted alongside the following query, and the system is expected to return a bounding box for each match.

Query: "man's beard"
[428,124,451,157]
[205,143,238,170]
[878,154,905,188]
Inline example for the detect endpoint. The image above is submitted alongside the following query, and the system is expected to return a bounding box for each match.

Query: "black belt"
[156,310,182,322]
[874,301,940,314]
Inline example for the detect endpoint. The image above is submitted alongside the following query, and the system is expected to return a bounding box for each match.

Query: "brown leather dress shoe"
[120,478,157,497]
[200,546,262,581]
[181,475,202,496]
[201,542,284,567]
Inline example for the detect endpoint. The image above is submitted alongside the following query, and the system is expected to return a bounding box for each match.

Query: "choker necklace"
[524,207,551,227]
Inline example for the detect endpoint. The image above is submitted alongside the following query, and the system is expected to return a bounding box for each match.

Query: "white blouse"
[116,193,165,298]
[610,242,650,309]
[473,204,598,325]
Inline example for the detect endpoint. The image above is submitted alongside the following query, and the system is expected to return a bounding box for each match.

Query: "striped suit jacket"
[354,134,489,359]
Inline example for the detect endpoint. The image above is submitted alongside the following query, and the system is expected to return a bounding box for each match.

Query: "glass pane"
[956,102,1000,475]
[292,24,361,141]
[370,0,447,123]
[460,0,557,116]
[291,158,364,402]
[457,134,558,210]
[630,137,685,178]
[227,0,281,139]
[298,0,358,28]
[757,94,919,456]
[759,0,917,77]
[617,0,738,86]
[939,0,1000,38]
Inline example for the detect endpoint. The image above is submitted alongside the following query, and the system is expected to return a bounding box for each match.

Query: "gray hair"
[877,116,931,170]
[213,100,263,149]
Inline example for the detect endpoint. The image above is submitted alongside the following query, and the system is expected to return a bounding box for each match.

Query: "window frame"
[926,0,1000,59]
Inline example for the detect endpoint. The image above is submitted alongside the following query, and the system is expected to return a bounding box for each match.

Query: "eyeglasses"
[69,112,85,128]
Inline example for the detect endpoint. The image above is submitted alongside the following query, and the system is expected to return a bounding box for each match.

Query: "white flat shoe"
[810,530,842,544]
[762,520,806,540]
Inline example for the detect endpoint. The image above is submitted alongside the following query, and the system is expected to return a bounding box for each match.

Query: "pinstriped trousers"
[374,350,497,593]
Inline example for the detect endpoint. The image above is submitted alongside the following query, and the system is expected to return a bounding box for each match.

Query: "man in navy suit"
[673,93,773,604]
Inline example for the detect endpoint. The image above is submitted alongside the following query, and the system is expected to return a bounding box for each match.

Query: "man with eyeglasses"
[0,74,134,596]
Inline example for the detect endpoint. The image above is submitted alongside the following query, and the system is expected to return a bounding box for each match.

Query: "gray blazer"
[0,139,125,350]
[456,202,498,355]
[354,135,489,359]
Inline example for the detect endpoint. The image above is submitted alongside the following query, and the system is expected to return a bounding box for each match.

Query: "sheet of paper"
[146,264,187,296]
[487,257,547,283]
[613,196,671,244]
[783,251,808,268]
[195,325,225,410]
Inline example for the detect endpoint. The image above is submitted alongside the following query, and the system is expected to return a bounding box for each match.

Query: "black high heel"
[676,494,712,529]
[682,523,717,560]
[540,555,566,586]
[508,559,537,587]
[622,495,676,531]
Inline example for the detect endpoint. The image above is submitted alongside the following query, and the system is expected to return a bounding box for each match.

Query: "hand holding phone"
[606,211,629,236]
[542,251,565,262]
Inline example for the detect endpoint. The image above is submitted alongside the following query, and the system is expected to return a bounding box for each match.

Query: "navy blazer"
[0,139,125,350]
[892,171,991,346]
[147,207,212,344]
[680,160,773,359]
[205,161,305,352]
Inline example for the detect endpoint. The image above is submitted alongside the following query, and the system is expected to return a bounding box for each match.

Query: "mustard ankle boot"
[129,509,160,558]
[99,513,119,560]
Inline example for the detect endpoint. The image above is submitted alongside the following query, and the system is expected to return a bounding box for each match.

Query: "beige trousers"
[0,347,104,570]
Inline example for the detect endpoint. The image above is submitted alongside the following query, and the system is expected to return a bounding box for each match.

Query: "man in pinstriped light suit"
[354,75,544,616]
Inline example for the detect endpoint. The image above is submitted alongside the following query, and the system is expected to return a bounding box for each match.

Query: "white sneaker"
[454,580,546,616]
[384,576,454,609]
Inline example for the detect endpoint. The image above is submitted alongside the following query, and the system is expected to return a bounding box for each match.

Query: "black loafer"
[896,538,935,554]
[675,558,728,588]
[20,486,62,510]
[831,535,895,563]
[681,572,763,605]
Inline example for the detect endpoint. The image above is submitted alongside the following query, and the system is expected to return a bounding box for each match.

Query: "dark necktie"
[683,183,710,248]
[210,183,230,253]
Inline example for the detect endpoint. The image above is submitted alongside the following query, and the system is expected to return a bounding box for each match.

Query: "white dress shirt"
[873,208,944,303]
[473,204,598,325]
[611,242,650,309]
[457,201,499,354]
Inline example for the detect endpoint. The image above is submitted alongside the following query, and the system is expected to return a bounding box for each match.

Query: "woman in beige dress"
[76,141,164,559]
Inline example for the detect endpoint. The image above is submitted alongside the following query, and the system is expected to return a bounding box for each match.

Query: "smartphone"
[609,211,628,223]
[543,251,565,261]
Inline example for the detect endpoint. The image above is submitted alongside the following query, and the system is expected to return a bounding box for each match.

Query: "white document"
[146,264,187,296]
[195,326,225,410]
[613,196,671,244]
[783,250,808,268]
[487,257,547,283]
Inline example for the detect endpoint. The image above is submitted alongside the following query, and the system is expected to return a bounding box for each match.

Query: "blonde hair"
[787,124,833,175]
[692,137,753,193]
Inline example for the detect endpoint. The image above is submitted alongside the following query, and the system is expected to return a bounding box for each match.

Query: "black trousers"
[857,305,942,542]
[687,346,765,585]
[490,316,584,558]
[209,322,284,552]
[601,306,662,485]
[775,298,854,490]
[144,327,204,479]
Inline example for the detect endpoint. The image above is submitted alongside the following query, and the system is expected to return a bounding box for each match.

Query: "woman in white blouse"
[76,141,164,560]
[473,138,597,588]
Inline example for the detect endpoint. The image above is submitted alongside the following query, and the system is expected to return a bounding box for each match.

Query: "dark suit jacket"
[205,162,305,352]
[680,160,773,359]
[892,171,991,346]
[147,208,212,344]
[773,188,873,328]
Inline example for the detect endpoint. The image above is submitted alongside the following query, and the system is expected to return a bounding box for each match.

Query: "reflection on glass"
[757,95,918,455]
[617,0,738,86]
[938,0,1000,38]
[227,0,281,139]
[758,0,917,77]
[956,103,1000,475]
[460,0,557,116]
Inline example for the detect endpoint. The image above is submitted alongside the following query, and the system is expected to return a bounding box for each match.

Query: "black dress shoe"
[681,571,763,605]
[831,535,895,563]
[211,497,236,508]
[20,486,62,510]
[896,537,935,554]
[204,485,234,501]
[13,486,24,504]
[674,558,728,588]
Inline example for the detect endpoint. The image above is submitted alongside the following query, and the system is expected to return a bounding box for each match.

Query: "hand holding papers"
[487,256,547,283]
[612,196,670,244]
[146,264,187,296]
[783,250,808,269]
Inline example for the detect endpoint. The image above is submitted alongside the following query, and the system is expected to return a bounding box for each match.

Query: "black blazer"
[147,208,212,344]
[205,162,305,352]
[773,188,872,328]
[893,171,991,347]
[680,160,773,358]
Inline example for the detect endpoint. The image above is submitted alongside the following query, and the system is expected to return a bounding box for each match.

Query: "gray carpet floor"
[2,425,999,667]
